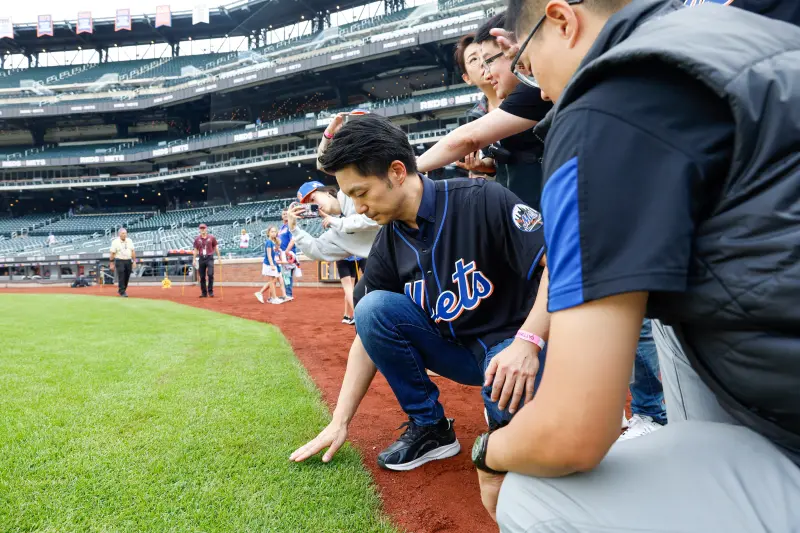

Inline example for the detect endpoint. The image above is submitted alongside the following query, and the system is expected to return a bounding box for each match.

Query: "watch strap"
[472,433,506,475]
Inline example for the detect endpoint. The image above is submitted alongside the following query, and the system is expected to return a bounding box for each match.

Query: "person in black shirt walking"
[192,223,221,298]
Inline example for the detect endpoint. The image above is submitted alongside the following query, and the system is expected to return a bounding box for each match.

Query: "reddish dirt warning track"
[4,285,497,533]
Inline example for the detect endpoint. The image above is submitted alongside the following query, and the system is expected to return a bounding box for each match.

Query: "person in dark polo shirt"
[290,114,549,472]
[192,223,220,298]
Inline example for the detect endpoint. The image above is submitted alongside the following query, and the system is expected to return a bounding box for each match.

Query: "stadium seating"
[31,213,149,236]
[128,207,215,231]
[0,213,59,236]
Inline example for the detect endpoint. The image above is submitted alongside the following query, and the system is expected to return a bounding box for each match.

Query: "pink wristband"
[515,330,545,350]
[323,131,334,140]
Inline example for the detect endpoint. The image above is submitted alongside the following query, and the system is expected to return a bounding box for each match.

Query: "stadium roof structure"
[0,0,372,55]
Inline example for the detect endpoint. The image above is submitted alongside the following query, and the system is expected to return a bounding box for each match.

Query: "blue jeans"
[630,319,667,425]
[282,269,293,297]
[355,290,546,427]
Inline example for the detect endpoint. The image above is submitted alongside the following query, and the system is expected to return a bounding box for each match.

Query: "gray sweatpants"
[496,320,800,533]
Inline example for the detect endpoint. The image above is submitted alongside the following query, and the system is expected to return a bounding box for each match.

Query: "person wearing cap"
[192,223,220,298]
[286,180,379,262]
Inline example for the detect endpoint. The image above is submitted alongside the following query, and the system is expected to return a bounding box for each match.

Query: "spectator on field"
[192,223,220,298]
[285,180,379,261]
[290,114,549,471]
[254,226,287,305]
[336,256,365,326]
[474,0,800,529]
[278,210,296,300]
[109,228,136,298]
[453,33,501,179]
[417,18,552,211]
[239,229,250,249]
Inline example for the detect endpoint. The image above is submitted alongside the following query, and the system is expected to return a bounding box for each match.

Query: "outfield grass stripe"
[0,294,398,533]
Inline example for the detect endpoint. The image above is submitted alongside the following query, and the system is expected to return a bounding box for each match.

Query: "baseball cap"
[297,180,326,203]
[198,223,207,229]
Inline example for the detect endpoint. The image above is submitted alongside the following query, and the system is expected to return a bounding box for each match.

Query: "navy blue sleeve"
[542,108,705,312]
[482,181,546,281]
[353,234,402,308]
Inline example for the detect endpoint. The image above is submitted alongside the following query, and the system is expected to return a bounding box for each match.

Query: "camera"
[344,109,368,123]
[290,201,320,218]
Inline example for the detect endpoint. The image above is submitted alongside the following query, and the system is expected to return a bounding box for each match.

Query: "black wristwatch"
[471,432,506,475]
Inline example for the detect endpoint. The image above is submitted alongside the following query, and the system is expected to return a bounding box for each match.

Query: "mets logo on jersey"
[512,204,543,233]
[683,0,734,5]
[404,259,494,323]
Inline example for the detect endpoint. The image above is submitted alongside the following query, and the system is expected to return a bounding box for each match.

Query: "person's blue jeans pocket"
[482,338,547,430]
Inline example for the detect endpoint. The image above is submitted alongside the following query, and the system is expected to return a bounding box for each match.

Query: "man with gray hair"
[109,228,136,298]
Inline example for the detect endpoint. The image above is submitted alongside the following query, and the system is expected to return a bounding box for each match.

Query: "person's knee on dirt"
[290,114,550,472]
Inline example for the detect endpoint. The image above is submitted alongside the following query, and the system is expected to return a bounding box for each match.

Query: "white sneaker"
[622,412,629,429]
[618,414,662,442]
[268,297,284,305]
[342,315,351,324]
[254,292,264,304]
[283,296,294,302]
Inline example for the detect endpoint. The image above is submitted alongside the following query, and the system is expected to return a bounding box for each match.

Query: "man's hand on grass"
[290,420,349,463]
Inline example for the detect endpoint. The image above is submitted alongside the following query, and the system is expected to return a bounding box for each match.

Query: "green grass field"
[0,294,396,533]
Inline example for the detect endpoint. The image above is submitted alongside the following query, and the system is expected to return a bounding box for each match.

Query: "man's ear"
[389,160,408,185]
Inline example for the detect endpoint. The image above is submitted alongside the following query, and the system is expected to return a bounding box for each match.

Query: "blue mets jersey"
[354,175,546,357]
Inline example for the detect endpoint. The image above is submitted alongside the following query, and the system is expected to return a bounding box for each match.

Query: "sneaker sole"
[379,440,461,471]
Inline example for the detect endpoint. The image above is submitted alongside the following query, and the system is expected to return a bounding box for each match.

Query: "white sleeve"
[290,227,350,261]
[328,214,379,234]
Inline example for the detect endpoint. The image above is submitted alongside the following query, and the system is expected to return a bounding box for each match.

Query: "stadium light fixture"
[114,43,118,47]
[151,41,155,44]
[78,46,82,50]
[189,37,192,41]
[201,189,205,193]
[158,192,161,196]
[124,194,127,198]
[267,181,270,185]
[301,15,305,19]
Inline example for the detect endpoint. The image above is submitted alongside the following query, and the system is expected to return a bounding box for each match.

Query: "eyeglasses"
[481,52,503,72]
[510,0,584,89]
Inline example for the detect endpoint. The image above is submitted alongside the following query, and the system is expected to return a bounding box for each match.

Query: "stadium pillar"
[31,124,46,147]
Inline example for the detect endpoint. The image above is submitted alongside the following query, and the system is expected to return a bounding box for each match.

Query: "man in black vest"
[470,0,800,531]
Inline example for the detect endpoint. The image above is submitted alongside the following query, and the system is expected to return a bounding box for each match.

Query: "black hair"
[507,0,632,35]
[318,114,417,178]
[475,13,506,44]
[454,33,476,75]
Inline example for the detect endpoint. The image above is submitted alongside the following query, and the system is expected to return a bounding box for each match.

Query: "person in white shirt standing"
[109,228,136,298]
[239,229,250,249]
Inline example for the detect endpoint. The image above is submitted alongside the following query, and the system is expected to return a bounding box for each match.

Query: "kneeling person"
[291,114,549,471]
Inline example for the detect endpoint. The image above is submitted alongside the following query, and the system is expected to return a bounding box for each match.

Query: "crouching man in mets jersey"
[291,114,549,471]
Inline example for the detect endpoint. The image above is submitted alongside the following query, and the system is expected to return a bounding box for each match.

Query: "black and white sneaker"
[342,315,352,324]
[377,417,460,471]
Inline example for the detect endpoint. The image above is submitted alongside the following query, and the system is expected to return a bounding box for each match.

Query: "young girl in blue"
[254,226,287,304]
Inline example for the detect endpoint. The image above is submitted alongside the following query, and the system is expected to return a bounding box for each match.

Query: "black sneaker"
[209,292,215,298]
[377,418,460,471]
[200,294,208,298]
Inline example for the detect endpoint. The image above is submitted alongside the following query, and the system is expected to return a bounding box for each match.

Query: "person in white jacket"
[286,181,379,262]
